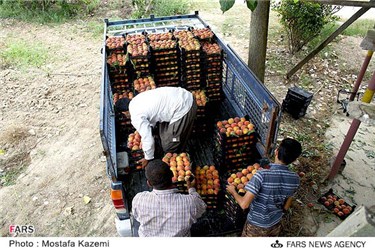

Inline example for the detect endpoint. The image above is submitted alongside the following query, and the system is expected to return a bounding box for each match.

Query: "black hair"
[115,98,131,112]
[145,159,173,190]
[277,138,302,165]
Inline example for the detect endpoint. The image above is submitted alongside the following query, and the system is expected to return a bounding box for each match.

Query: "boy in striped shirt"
[226,138,302,237]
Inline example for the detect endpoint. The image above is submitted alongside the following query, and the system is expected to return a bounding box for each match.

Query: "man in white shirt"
[132,159,206,237]
[115,87,197,167]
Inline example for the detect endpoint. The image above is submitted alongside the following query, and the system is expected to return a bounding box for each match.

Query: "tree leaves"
[245,0,258,11]
[220,0,235,13]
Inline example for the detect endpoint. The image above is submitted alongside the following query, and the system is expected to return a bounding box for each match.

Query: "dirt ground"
[1,4,375,237]
[0,19,117,236]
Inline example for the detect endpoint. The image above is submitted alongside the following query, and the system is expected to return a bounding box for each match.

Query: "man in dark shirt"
[226,138,302,237]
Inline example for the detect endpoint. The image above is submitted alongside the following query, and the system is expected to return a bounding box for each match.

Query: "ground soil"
[0,4,374,237]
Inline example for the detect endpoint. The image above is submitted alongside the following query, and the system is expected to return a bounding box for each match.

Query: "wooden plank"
[309,0,375,7]
[286,7,370,79]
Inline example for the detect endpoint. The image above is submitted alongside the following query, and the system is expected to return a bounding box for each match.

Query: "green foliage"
[219,0,257,13]
[274,0,339,54]
[245,0,257,11]
[0,0,100,23]
[220,0,235,13]
[343,19,375,37]
[131,0,191,19]
[0,39,49,69]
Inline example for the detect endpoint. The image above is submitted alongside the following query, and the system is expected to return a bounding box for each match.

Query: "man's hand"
[226,184,237,195]
[138,158,149,168]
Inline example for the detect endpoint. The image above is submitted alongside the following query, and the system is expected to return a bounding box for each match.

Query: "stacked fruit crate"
[106,36,132,94]
[175,30,202,91]
[149,32,180,87]
[215,117,259,171]
[202,42,223,101]
[195,165,221,210]
[133,75,156,95]
[191,90,208,135]
[126,131,144,172]
[126,33,151,76]
[162,152,192,194]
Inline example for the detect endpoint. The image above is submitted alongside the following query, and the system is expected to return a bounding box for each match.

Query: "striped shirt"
[129,87,193,160]
[132,188,206,237]
[245,164,300,228]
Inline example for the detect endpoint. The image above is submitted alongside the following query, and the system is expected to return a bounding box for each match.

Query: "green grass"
[0,165,26,187]
[131,0,191,18]
[343,19,374,37]
[0,0,100,24]
[85,20,104,39]
[0,39,49,69]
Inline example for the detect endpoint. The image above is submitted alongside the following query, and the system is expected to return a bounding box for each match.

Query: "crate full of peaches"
[216,117,255,138]
[226,163,262,195]
[162,152,192,193]
[195,165,220,209]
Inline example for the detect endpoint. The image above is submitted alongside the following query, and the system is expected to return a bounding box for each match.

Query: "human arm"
[226,185,255,210]
[283,196,293,212]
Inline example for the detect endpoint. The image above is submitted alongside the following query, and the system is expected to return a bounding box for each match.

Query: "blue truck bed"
[100,12,281,236]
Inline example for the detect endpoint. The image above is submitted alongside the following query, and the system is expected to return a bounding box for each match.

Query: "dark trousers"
[158,100,197,154]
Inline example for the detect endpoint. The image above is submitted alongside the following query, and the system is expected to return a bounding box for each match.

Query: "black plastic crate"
[318,188,356,220]
[282,87,313,119]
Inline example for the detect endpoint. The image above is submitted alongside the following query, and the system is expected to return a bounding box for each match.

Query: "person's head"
[115,98,131,112]
[276,138,302,165]
[145,159,173,190]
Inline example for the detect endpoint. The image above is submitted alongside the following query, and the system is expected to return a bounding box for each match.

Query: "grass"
[0,39,49,69]
[342,19,374,37]
[0,0,101,24]
[0,165,26,186]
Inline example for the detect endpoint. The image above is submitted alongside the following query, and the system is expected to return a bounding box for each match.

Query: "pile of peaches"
[202,42,221,55]
[125,34,146,45]
[162,153,191,182]
[192,28,214,40]
[320,193,353,218]
[148,32,173,41]
[217,117,255,137]
[191,90,207,106]
[227,163,262,194]
[150,40,177,50]
[133,76,156,93]
[195,165,220,196]
[106,36,125,49]
[127,131,142,151]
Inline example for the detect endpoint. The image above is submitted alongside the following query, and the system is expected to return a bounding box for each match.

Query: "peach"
[230,173,236,179]
[241,176,248,184]
[172,176,177,182]
[246,173,253,180]
[203,165,209,170]
[252,169,257,175]
[247,165,254,172]
[228,118,234,124]
[236,172,243,178]
[214,179,220,185]
[234,178,241,185]
[185,170,192,176]
[184,166,191,171]
[242,169,249,175]
[209,165,216,171]
[207,189,214,195]
[253,163,260,169]
[227,177,234,183]
[177,176,184,182]
[178,170,185,176]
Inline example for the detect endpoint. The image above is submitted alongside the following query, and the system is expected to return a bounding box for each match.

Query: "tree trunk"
[247,0,270,83]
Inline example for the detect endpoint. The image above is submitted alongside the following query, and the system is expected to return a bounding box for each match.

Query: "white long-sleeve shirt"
[128,87,193,160]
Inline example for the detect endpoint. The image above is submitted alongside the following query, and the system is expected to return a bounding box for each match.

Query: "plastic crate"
[318,188,356,220]
[282,87,313,119]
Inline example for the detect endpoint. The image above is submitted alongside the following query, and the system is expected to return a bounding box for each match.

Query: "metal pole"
[350,51,373,101]
[329,71,375,180]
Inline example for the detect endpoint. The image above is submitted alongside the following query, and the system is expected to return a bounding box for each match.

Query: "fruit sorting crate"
[318,188,356,220]
[223,191,248,228]
[282,86,313,119]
